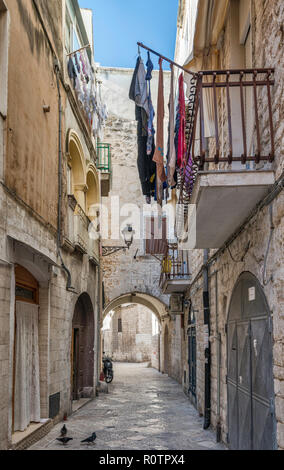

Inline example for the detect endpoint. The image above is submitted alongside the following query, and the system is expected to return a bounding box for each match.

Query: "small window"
[118,318,122,333]
[15,285,35,302]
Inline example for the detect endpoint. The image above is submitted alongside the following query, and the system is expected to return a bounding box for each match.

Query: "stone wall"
[0,185,100,448]
[0,0,102,450]
[178,0,284,449]
[0,262,12,450]
[5,0,61,228]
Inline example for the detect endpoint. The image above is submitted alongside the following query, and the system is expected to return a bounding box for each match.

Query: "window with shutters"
[144,216,168,256]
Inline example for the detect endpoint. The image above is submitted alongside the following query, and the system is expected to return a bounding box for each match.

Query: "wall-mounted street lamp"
[102,224,135,257]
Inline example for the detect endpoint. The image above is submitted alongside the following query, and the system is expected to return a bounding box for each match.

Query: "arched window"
[86,167,100,220]
[67,130,87,212]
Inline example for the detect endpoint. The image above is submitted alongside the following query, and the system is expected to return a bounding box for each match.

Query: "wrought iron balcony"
[74,204,90,253]
[159,245,191,294]
[73,204,99,261]
[177,68,275,248]
[97,143,111,196]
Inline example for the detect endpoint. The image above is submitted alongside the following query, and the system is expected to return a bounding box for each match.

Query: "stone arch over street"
[103,292,170,372]
[103,291,169,323]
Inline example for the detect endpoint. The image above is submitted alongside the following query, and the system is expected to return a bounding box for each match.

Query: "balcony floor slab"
[188,170,275,248]
[161,278,191,294]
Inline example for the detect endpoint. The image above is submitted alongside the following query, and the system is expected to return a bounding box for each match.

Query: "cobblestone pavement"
[30,363,226,450]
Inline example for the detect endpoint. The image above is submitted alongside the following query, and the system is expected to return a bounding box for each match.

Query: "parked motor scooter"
[102,352,114,383]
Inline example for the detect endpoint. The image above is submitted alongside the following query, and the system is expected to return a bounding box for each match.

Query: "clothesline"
[137,42,197,77]
[67,44,91,57]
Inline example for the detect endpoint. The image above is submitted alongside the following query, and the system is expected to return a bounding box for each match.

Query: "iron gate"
[227,272,276,449]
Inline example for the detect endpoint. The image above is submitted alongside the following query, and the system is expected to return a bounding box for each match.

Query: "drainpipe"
[215,271,222,441]
[96,261,102,386]
[203,249,211,429]
[54,61,75,293]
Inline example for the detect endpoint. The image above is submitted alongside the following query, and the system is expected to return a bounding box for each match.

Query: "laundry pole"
[137,42,196,77]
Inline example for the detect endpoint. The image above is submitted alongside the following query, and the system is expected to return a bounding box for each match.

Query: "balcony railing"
[159,245,191,293]
[175,68,276,248]
[178,68,275,205]
[73,203,100,260]
[97,143,111,173]
[74,204,90,253]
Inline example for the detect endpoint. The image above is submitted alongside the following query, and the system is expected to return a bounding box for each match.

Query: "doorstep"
[72,397,92,413]
[11,419,53,450]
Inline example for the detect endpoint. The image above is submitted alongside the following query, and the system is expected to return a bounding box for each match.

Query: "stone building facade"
[0,0,105,450]
[103,304,159,365]
[170,0,284,450]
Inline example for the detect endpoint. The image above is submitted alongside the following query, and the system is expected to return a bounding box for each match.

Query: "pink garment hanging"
[177,73,186,168]
[167,63,176,186]
[153,57,166,184]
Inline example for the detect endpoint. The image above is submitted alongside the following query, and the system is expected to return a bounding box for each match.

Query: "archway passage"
[103,292,168,323]
[103,293,168,373]
[227,272,276,450]
[103,304,159,365]
[71,293,95,401]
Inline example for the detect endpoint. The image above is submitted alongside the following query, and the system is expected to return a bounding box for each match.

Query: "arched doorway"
[13,265,40,432]
[71,293,95,401]
[164,325,169,375]
[227,272,276,449]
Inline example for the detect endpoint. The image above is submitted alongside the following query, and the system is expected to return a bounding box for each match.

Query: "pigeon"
[56,437,73,445]
[60,424,67,437]
[81,432,97,444]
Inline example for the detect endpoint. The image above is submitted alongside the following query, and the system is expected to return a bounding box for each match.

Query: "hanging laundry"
[82,49,92,78]
[67,56,77,88]
[146,52,155,156]
[136,106,156,198]
[129,56,149,116]
[75,72,84,106]
[153,57,166,205]
[79,51,87,76]
[130,57,155,201]
[75,53,81,73]
[167,63,177,187]
[177,73,186,168]
[146,51,153,80]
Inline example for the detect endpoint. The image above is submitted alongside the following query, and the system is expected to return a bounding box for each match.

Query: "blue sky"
[78,0,179,70]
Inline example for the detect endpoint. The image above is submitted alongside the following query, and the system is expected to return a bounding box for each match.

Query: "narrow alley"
[0,0,283,455]
[29,363,224,451]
